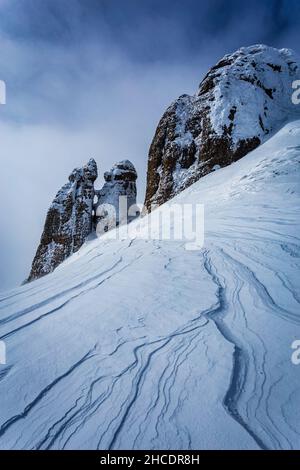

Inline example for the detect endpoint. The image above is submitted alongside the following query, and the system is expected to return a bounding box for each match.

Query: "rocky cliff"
[28,158,98,282]
[28,159,138,281]
[94,160,138,235]
[144,44,300,210]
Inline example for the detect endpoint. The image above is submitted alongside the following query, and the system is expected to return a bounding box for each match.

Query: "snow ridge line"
[31,321,206,449]
[0,253,146,342]
[0,347,97,440]
[0,257,124,326]
[107,319,209,450]
[202,248,269,450]
[220,248,300,326]
[0,257,126,340]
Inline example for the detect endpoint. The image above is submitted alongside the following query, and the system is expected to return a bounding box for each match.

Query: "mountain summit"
[144,44,300,210]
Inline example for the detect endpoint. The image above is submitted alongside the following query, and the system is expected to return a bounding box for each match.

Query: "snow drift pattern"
[0,122,299,449]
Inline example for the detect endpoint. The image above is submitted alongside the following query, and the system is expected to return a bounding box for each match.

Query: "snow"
[205,45,300,145]
[0,121,300,449]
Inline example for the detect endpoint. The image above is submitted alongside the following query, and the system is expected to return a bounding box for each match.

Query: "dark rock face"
[94,160,138,234]
[144,45,300,211]
[28,158,97,282]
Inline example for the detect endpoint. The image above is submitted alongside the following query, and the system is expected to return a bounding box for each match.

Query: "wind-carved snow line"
[0,347,97,440]
[219,248,300,325]
[202,248,269,450]
[105,320,209,450]
[0,253,145,342]
[32,319,206,450]
[209,244,299,449]
[0,236,144,331]
[0,257,123,338]
[0,257,123,325]
[226,241,300,306]
[85,317,208,449]
[149,333,200,449]
[128,331,201,449]
[0,237,133,309]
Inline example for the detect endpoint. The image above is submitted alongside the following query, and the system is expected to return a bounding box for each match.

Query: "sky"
[0,0,299,290]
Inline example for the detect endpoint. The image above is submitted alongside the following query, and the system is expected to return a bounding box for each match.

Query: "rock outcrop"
[144,44,300,211]
[28,158,98,282]
[28,159,138,282]
[94,160,138,234]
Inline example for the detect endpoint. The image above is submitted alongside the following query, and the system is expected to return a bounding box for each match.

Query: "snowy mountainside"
[0,121,300,449]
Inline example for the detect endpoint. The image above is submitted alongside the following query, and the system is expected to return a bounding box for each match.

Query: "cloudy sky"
[0,0,299,290]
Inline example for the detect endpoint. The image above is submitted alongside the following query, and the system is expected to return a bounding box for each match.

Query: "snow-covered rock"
[27,158,98,282]
[94,160,138,234]
[28,159,139,282]
[144,44,300,210]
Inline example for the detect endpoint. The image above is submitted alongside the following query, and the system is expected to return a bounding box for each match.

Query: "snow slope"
[0,121,300,450]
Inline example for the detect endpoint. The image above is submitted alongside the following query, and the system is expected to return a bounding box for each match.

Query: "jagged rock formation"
[144,44,300,211]
[28,159,98,282]
[94,160,138,234]
[28,159,138,282]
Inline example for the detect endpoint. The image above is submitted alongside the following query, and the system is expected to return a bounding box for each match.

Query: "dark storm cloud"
[1,0,300,57]
[0,0,299,126]
[0,0,299,289]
